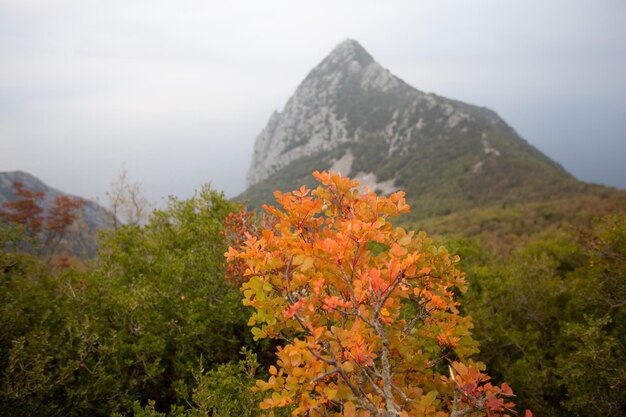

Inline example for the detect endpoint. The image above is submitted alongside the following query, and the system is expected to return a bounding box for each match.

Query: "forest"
[1,171,624,416]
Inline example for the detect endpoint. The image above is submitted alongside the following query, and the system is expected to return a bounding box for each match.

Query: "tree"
[226,171,526,417]
[460,214,626,416]
[43,195,85,257]
[0,181,45,236]
[552,215,626,416]
[78,184,251,413]
[0,181,85,260]
[106,165,151,229]
[0,185,258,416]
[224,209,276,288]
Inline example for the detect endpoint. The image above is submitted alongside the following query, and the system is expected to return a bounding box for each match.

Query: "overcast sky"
[1,0,625,205]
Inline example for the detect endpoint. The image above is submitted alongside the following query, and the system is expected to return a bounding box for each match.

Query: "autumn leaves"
[226,171,527,417]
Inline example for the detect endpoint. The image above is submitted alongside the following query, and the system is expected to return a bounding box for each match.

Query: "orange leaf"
[343,401,356,417]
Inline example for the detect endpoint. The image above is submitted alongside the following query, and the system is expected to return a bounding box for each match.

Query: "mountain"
[0,170,113,257]
[240,39,624,228]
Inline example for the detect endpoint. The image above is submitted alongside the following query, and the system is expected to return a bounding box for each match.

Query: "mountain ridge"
[0,170,113,257]
[241,39,595,220]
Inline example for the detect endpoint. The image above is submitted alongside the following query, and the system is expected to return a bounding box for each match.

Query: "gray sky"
[1,0,625,205]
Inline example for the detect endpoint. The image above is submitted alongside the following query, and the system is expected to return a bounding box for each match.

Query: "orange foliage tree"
[224,208,276,288]
[0,181,45,235]
[226,171,529,417]
[0,181,84,259]
[43,194,85,256]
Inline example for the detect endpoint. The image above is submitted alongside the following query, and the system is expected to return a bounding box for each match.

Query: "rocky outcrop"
[242,39,575,216]
[246,39,516,188]
[247,39,410,186]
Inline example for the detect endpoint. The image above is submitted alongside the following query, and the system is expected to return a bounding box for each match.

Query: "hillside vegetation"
[2,39,625,417]
[1,174,625,416]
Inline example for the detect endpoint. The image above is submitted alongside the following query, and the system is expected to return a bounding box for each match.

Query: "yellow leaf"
[300,256,315,272]
[293,254,306,266]
[326,388,337,400]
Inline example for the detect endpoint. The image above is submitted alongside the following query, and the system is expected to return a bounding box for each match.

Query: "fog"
[1,0,625,205]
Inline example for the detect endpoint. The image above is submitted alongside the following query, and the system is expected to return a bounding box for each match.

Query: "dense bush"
[0,186,257,416]
[1,176,624,416]
[459,215,626,416]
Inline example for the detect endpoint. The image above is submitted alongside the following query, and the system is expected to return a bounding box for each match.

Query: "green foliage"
[0,185,258,416]
[0,231,102,416]
[556,316,624,416]
[112,349,287,417]
[189,351,261,417]
[461,214,626,416]
[2,173,624,417]
[237,151,333,210]
[417,190,626,255]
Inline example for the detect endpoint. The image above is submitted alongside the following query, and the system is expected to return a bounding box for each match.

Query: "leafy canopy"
[0,185,254,416]
[461,214,626,416]
[227,171,526,417]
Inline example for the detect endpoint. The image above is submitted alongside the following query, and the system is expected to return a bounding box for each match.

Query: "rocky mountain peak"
[246,40,404,187]
[301,39,402,97]
[317,38,374,70]
[243,39,575,215]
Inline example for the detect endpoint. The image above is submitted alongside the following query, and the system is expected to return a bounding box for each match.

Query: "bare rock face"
[243,39,574,216]
[247,39,407,186]
[246,39,509,189]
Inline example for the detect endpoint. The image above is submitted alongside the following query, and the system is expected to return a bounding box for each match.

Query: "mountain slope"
[0,171,113,257]
[241,39,599,219]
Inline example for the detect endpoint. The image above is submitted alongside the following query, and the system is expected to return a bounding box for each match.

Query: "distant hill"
[0,171,113,257]
[239,39,625,245]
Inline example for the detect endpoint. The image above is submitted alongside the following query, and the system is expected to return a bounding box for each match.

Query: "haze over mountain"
[1,1,625,203]
[0,171,113,256]
[242,39,617,221]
